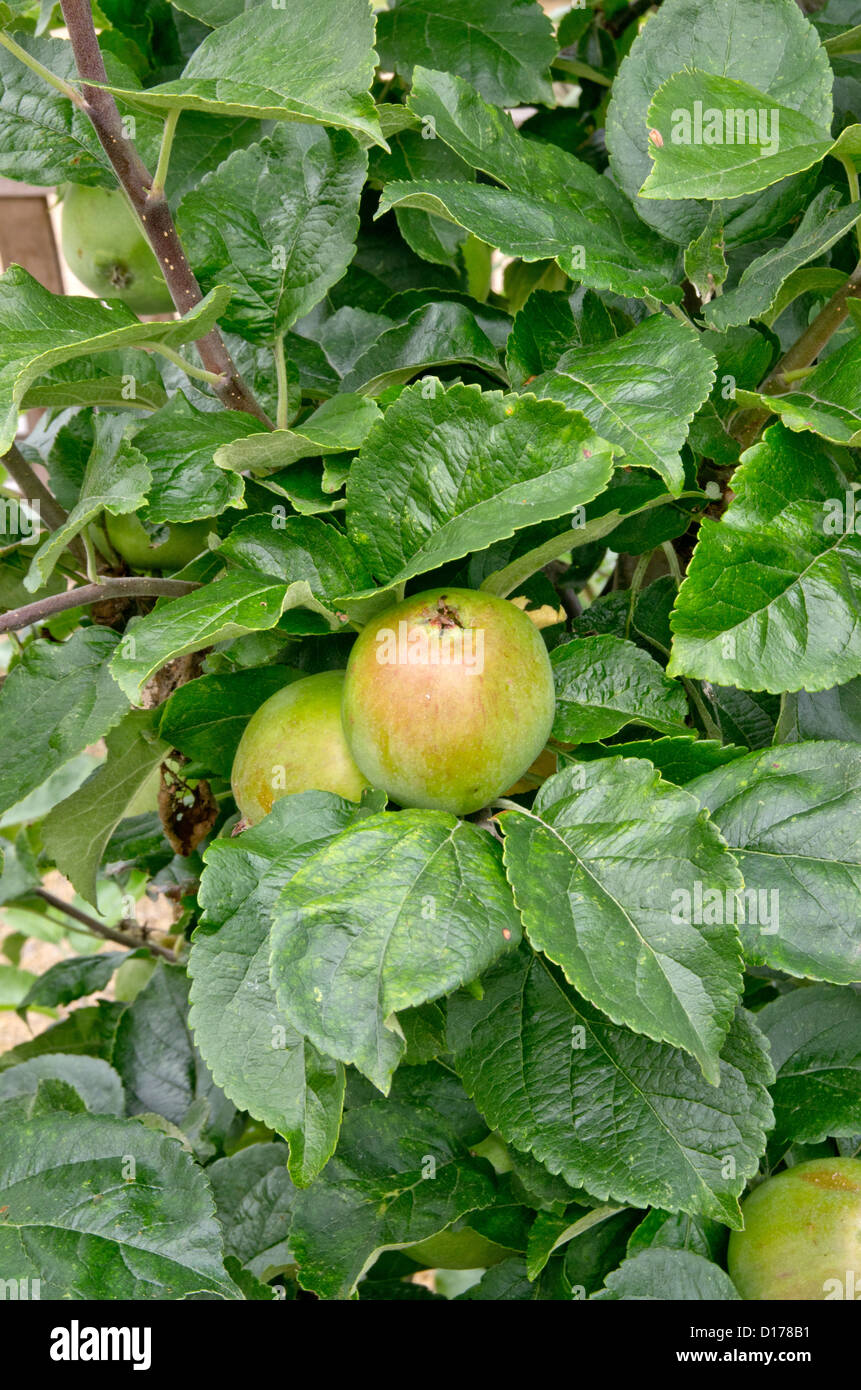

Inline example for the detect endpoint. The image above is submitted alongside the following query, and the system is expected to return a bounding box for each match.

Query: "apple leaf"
[109,571,338,702]
[0,265,230,453]
[704,190,861,331]
[531,315,716,495]
[605,0,834,244]
[190,794,387,1185]
[214,395,381,473]
[338,301,506,393]
[157,667,300,779]
[448,947,773,1227]
[289,1093,497,1299]
[343,381,617,596]
[502,760,743,1082]
[269,811,523,1092]
[0,628,128,817]
[571,737,746,786]
[595,1248,740,1300]
[756,985,861,1152]
[377,68,680,305]
[777,678,861,745]
[737,336,861,445]
[0,1104,239,1298]
[207,1145,297,1281]
[25,414,151,591]
[0,1055,124,1115]
[376,0,556,107]
[550,635,690,741]
[217,513,373,597]
[688,742,861,984]
[506,289,617,390]
[178,124,368,343]
[668,425,861,692]
[103,0,386,148]
[129,393,266,522]
[41,710,168,906]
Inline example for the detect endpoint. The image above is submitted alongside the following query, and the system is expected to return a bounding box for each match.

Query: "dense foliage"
[0,0,859,1303]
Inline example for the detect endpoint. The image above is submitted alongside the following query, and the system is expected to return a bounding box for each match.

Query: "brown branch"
[732,259,861,451]
[0,576,198,633]
[58,0,272,427]
[33,887,178,961]
[3,444,88,567]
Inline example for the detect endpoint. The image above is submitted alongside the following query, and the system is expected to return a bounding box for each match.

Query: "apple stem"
[57,0,273,428]
[274,334,290,430]
[147,342,228,388]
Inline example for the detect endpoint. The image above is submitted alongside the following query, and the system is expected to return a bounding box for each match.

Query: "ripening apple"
[231,670,370,825]
[105,512,213,572]
[60,184,173,314]
[727,1158,861,1300]
[341,587,556,815]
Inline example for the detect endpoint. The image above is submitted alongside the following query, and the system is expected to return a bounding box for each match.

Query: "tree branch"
[0,576,198,634]
[732,259,861,451]
[33,887,178,961]
[57,0,272,427]
[2,444,88,567]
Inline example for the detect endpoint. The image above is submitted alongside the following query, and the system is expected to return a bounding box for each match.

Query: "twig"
[33,887,178,961]
[0,576,198,633]
[57,0,272,426]
[732,258,861,450]
[2,444,87,566]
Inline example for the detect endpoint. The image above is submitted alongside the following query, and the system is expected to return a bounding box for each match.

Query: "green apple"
[60,184,173,314]
[105,511,212,572]
[113,956,156,1002]
[231,670,370,825]
[403,1222,514,1271]
[341,587,556,815]
[728,1158,861,1300]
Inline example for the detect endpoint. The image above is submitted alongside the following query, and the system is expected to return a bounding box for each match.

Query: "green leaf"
[42,710,168,906]
[0,1106,239,1298]
[688,742,861,984]
[0,964,37,1009]
[190,794,375,1185]
[0,264,230,453]
[25,414,150,591]
[0,1054,124,1115]
[448,947,774,1227]
[376,0,556,107]
[683,206,727,303]
[596,1248,740,1300]
[642,70,836,201]
[738,336,861,445]
[17,952,128,1013]
[270,810,522,1092]
[506,288,617,389]
[605,0,834,244]
[113,962,235,1147]
[130,393,265,522]
[207,1144,296,1281]
[757,985,861,1151]
[626,1207,727,1261]
[344,381,616,596]
[157,667,299,778]
[572,737,746,786]
[777,677,861,744]
[378,68,680,304]
[338,301,506,394]
[502,760,743,1082]
[551,636,690,742]
[0,34,116,187]
[532,315,716,494]
[178,124,367,343]
[21,349,168,413]
[289,1095,497,1298]
[214,395,381,472]
[687,326,775,466]
[369,128,473,268]
[704,190,861,331]
[0,1001,125,1073]
[668,425,861,692]
[104,0,386,147]
[109,571,337,702]
[0,628,128,817]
